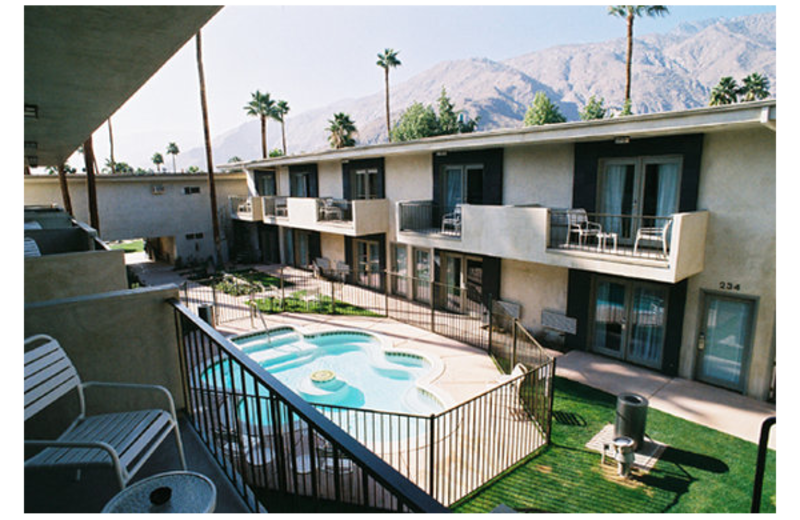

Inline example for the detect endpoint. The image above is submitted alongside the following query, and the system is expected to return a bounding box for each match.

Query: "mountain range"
[184,12,776,166]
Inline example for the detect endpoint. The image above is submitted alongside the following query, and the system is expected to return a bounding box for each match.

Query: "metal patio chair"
[24,334,187,489]
[565,209,602,247]
[441,205,463,235]
[634,218,673,257]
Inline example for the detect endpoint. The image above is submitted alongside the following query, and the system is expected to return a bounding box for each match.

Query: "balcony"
[24,282,447,513]
[396,202,708,283]
[258,196,389,236]
[230,195,262,221]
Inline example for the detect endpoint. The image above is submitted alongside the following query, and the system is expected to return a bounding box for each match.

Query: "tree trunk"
[281,121,287,155]
[83,136,100,233]
[196,30,223,267]
[625,13,634,104]
[57,163,73,216]
[107,116,115,174]
[384,68,391,141]
[261,116,267,158]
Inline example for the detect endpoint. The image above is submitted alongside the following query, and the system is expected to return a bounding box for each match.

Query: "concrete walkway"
[554,350,776,449]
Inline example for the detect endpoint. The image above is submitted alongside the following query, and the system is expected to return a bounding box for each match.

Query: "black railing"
[548,210,673,260]
[172,301,450,513]
[177,266,555,506]
[398,201,460,237]
[751,416,776,513]
[262,196,288,218]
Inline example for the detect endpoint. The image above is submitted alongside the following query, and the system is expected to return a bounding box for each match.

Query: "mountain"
[184,12,775,166]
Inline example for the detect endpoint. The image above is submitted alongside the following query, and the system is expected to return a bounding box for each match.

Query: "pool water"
[226,328,444,416]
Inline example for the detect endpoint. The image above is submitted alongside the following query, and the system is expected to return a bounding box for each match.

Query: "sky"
[52,2,777,173]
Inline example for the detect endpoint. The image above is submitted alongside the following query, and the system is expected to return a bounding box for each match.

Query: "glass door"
[697,294,755,391]
[591,277,668,369]
[443,166,465,213]
[392,244,408,296]
[443,254,463,312]
[355,168,379,199]
[356,240,381,289]
[413,248,431,303]
[597,157,680,245]
[591,279,628,359]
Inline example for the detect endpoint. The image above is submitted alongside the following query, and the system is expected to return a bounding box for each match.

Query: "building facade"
[24,172,249,265]
[223,101,776,401]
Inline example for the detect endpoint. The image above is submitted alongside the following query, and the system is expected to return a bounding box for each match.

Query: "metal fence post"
[512,318,518,368]
[211,282,219,326]
[330,279,336,315]
[280,265,285,310]
[487,293,494,357]
[384,271,390,317]
[430,282,436,333]
[428,414,436,499]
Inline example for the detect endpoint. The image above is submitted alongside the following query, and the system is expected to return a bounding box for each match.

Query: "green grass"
[452,377,776,514]
[108,239,144,253]
[252,291,382,317]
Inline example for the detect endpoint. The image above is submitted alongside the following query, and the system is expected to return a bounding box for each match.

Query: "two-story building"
[224,100,776,402]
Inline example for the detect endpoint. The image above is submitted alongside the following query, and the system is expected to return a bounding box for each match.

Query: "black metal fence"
[172,301,449,513]
[398,201,460,237]
[178,266,554,506]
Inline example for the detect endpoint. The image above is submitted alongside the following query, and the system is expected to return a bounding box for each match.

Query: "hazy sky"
[60,2,777,172]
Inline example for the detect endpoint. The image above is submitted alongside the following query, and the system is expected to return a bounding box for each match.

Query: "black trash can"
[615,393,648,450]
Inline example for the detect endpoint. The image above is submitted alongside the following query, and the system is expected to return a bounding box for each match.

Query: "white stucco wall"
[503,143,574,207]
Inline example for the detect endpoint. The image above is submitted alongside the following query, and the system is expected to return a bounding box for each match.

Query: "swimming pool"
[225,327,447,416]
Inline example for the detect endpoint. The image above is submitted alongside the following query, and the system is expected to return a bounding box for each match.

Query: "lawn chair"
[441,205,463,235]
[24,334,186,489]
[25,237,42,257]
[565,209,602,247]
[634,219,672,257]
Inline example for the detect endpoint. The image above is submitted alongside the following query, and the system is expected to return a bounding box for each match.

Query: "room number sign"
[719,281,741,291]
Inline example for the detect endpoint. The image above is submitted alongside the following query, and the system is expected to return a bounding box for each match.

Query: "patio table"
[101,470,216,513]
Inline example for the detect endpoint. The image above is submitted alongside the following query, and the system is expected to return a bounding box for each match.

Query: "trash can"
[197,304,216,326]
[615,393,648,450]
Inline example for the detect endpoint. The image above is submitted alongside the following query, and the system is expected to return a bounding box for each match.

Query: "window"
[441,164,484,211]
[183,186,201,195]
[355,168,380,200]
[185,232,204,240]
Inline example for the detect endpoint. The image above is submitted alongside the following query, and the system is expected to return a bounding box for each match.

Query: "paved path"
[554,350,776,449]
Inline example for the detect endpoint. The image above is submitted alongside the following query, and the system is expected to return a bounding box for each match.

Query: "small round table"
[101,471,217,514]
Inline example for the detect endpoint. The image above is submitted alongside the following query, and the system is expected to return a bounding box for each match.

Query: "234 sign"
[719,281,741,291]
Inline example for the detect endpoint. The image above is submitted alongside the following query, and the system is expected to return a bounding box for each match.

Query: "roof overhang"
[25,5,222,168]
[224,100,776,171]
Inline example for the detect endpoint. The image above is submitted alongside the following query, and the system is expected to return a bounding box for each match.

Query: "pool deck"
[216,313,504,406]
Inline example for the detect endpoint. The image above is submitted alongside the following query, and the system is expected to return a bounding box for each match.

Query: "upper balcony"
[396,201,708,283]
[233,195,390,236]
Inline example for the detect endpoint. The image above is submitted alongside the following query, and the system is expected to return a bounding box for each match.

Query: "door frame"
[694,290,759,393]
[589,275,669,370]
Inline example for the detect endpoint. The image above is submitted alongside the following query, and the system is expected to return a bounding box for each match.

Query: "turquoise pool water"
[231,329,442,415]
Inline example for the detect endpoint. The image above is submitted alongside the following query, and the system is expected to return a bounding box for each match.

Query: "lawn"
[452,377,776,513]
[108,239,144,253]
[251,291,382,317]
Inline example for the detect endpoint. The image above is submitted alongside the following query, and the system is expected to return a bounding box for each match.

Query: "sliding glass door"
[591,277,668,369]
[597,157,680,244]
[355,239,381,290]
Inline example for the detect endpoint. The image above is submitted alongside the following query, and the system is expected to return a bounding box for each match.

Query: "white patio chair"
[634,219,672,257]
[24,334,187,489]
[25,236,42,257]
[565,209,602,247]
[441,205,462,234]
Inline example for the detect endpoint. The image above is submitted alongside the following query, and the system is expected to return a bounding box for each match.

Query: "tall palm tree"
[709,76,740,106]
[244,90,276,158]
[107,116,116,176]
[608,6,669,109]
[196,30,223,266]
[326,112,357,149]
[273,100,290,155]
[377,48,402,141]
[166,142,180,172]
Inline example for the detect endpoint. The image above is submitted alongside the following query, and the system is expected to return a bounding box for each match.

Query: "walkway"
[554,350,776,449]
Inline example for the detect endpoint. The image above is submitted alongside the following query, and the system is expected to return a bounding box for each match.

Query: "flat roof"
[223,100,775,171]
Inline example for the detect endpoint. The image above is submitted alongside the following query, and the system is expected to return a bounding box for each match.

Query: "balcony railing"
[229,196,253,219]
[262,196,289,219]
[171,300,449,513]
[316,198,353,223]
[398,201,460,237]
[548,210,674,261]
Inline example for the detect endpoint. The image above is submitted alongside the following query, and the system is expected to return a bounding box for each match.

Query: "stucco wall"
[503,143,574,207]
[25,249,128,303]
[500,258,569,335]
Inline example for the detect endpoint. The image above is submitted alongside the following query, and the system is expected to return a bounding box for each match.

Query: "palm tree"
[377,48,402,141]
[166,142,180,172]
[326,112,357,149]
[151,152,164,172]
[608,6,669,109]
[709,76,740,106]
[739,72,771,102]
[244,90,276,158]
[196,29,223,266]
[107,116,116,176]
[273,100,290,155]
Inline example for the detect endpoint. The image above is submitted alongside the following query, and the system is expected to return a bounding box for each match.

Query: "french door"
[596,157,681,244]
[355,239,381,290]
[696,293,756,392]
[591,277,668,369]
[442,164,483,211]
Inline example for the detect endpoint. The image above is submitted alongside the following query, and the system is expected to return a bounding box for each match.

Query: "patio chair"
[441,205,462,235]
[565,209,602,247]
[633,219,672,257]
[313,257,331,278]
[24,334,187,489]
[24,236,42,257]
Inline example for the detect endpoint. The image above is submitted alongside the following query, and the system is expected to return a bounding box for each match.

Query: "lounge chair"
[634,219,672,257]
[24,334,186,489]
